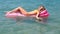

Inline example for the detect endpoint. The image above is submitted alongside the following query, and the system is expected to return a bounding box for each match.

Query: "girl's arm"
[36,12,40,19]
[35,12,43,21]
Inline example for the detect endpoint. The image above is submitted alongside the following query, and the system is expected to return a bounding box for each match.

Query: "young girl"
[7,5,49,21]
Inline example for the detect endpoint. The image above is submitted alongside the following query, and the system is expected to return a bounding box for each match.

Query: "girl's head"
[38,5,45,12]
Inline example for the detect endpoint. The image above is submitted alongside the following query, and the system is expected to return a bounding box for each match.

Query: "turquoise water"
[0,0,60,34]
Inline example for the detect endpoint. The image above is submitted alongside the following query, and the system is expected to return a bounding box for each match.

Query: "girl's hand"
[36,16,40,19]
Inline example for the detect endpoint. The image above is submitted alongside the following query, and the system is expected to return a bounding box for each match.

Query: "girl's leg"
[10,7,28,15]
[9,7,38,16]
[16,7,28,15]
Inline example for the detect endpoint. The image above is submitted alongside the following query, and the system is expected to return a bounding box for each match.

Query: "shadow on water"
[15,17,37,24]
[15,16,49,24]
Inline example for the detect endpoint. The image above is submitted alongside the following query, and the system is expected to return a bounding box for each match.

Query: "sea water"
[0,0,60,34]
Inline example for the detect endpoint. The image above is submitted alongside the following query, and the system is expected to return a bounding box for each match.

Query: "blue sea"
[0,0,60,34]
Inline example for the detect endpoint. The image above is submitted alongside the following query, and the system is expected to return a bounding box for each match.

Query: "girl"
[7,5,49,21]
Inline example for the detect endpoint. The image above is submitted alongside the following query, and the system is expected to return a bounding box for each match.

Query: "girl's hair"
[40,5,46,10]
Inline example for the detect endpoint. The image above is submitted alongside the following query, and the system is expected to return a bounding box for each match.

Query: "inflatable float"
[5,11,36,18]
